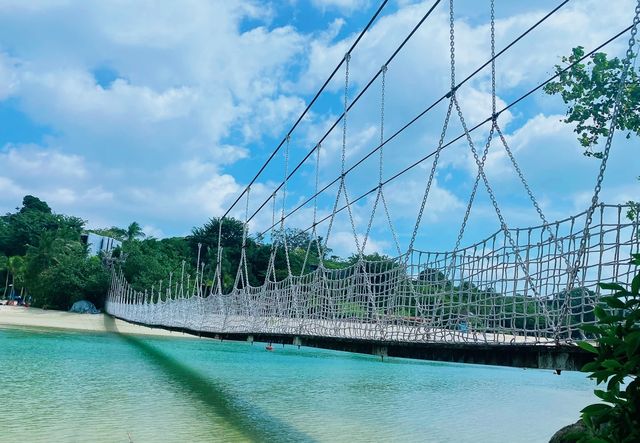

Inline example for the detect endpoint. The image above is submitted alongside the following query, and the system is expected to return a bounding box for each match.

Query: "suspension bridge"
[106,0,640,370]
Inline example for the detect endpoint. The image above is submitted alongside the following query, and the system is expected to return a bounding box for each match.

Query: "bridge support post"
[293,336,302,349]
[373,345,388,361]
[538,350,572,371]
[247,335,254,345]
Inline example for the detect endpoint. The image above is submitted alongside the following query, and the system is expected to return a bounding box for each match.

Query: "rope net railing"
[105,0,640,347]
[106,204,638,345]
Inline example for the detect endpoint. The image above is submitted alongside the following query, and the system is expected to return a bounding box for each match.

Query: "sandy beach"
[0,305,196,338]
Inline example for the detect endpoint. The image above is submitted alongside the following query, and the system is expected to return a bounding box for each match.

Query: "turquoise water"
[0,326,594,442]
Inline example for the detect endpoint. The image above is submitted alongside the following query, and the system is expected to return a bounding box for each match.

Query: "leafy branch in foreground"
[575,254,640,442]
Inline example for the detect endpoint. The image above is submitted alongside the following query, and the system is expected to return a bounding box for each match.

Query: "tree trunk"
[2,271,8,298]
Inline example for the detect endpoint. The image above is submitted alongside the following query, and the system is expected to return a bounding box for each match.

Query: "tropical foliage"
[0,196,109,310]
[574,254,640,442]
[543,46,640,158]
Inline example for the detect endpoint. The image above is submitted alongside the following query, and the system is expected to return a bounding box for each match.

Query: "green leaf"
[594,306,607,320]
[599,336,622,346]
[599,282,626,291]
[581,324,602,335]
[601,359,622,370]
[582,361,600,372]
[601,296,625,309]
[625,331,640,357]
[632,273,640,295]
[581,403,612,414]
[578,341,598,354]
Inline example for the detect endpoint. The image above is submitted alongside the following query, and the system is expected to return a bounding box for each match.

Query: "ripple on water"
[0,328,594,442]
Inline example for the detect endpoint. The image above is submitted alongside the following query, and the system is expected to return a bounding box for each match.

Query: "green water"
[0,326,594,442]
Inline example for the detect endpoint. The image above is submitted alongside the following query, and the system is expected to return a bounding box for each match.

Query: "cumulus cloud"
[0,0,636,256]
[310,0,371,15]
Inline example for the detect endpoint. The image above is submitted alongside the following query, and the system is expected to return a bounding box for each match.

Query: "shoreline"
[0,305,197,338]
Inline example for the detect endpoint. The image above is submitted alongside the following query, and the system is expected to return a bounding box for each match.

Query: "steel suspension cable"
[245,0,445,224]
[249,0,570,228]
[220,0,390,220]
[279,25,634,237]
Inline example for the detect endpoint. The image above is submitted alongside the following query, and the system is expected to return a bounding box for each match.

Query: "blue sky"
[0,0,638,257]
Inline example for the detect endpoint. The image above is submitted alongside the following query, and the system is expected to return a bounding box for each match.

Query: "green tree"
[7,255,26,297]
[121,237,192,293]
[0,254,8,298]
[126,222,145,241]
[90,226,128,241]
[19,195,52,214]
[25,230,110,309]
[572,254,640,442]
[544,46,640,224]
[0,197,84,257]
[543,46,640,158]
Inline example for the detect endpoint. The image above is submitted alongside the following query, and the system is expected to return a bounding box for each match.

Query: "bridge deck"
[112,314,592,371]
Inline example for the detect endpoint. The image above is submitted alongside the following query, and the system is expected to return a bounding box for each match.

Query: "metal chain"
[341,53,351,176]
[380,191,402,256]
[233,187,251,291]
[280,136,293,276]
[407,0,457,254]
[242,186,251,288]
[379,65,387,183]
[377,64,402,256]
[264,191,278,283]
[449,0,456,88]
[494,123,571,272]
[301,143,323,275]
[407,97,454,253]
[454,95,552,334]
[447,0,497,262]
[569,0,640,286]
[450,125,495,260]
[215,215,223,294]
[313,143,324,260]
[323,53,362,255]
[490,0,496,116]
[363,65,388,253]
[443,1,546,319]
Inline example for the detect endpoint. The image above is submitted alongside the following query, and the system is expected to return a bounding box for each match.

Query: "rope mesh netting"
[105,0,640,346]
[106,204,638,345]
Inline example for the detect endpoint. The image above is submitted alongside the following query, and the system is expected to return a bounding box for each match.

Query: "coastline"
[0,305,196,338]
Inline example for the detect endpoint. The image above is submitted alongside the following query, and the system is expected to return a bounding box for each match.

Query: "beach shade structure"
[69,300,100,314]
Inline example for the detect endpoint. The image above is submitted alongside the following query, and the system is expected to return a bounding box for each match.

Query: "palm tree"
[126,222,145,242]
[7,256,25,298]
[0,255,8,298]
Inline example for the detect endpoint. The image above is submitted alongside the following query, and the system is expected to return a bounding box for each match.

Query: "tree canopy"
[543,46,640,158]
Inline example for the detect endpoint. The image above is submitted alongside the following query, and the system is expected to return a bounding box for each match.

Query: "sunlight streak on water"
[0,327,594,442]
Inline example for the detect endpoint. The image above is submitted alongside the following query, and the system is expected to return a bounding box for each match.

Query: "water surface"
[0,326,594,442]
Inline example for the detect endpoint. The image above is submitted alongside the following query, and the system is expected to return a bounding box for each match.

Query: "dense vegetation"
[544,46,640,222]
[0,196,110,309]
[575,255,640,442]
[0,194,594,339]
[545,46,639,443]
[0,195,349,310]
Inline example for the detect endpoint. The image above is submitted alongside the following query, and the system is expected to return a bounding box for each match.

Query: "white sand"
[0,305,196,338]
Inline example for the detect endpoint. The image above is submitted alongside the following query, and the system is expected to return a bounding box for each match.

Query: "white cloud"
[0,144,87,180]
[142,224,164,239]
[0,177,25,200]
[0,52,18,100]
[0,0,636,257]
[310,0,370,14]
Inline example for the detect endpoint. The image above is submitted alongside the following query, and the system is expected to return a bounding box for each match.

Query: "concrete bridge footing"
[120,318,591,371]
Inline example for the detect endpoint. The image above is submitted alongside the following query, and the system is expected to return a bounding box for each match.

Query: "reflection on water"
[0,325,594,442]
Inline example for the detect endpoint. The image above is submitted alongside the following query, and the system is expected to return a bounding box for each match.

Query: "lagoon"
[0,326,594,442]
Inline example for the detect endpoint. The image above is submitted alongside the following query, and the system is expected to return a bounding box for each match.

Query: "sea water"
[0,326,594,442]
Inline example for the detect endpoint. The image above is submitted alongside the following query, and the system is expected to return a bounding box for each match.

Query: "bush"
[574,254,640,442]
